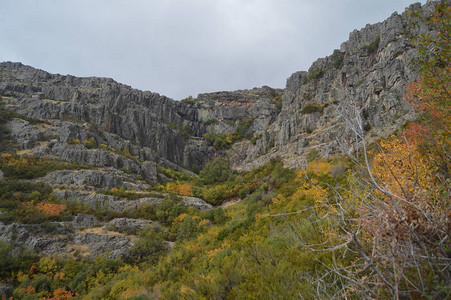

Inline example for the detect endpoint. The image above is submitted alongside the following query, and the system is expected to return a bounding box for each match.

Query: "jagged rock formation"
[0,63,215,170]
[0,216,132,259]
[52,190,212,212]
[224,2,432,170]
[42,169,153,191]
[0,213,174,259]
[196,86,281,134]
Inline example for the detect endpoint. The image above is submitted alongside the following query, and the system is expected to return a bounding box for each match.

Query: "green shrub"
[238,185,251,198]
[268,87,280,98]
[273,94,283,112]
[83,138,97,149]
[177,216,199,241]
[180,124,192,140]
[331,49,344,69]
[204,118,218,126]
[118,148,135,160]
[251,134,262,145]
[199,157,233,185]
[204,208,227,225]
[157,165,193,181]
[269,161,296,187]
[68,138,81,144]
[301,102,322,114]
[155,192,187,225]
[306,148,321,162]
[0,102,16,152]
[199,185,226,204]
[0,154,89,179]
[127,229,167,265]
[0,241,14,278]
[99,188,163,200]
[203,133,232,150]
[305,68,325,83]
[362,34,380,54]
[204,118,255,149]
[231,117,254,141]
[181,96,197,104]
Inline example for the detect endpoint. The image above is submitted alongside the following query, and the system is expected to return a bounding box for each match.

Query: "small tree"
[127,229,167,265]
[199,157,234,185]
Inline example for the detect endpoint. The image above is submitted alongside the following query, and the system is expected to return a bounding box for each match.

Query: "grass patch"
[301,102,323,114]
[0,153,91,179]
[99,187,164,200]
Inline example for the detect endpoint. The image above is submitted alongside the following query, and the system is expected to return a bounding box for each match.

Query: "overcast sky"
[1,0,423,100]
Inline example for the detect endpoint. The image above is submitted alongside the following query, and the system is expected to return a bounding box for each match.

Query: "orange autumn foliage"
[36,202,67,216]
[166,182,193,196]
[47,288,73,300]
[177,184,192,196]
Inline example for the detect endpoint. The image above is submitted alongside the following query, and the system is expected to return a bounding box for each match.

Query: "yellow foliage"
[185,243,200,251]
[198,219,211,228]
[1,153,12,159]
[305,160,332,176]
[173,213,188,224]
[372,137,436,200]
[38,257,59,275]
[180,285,196,298]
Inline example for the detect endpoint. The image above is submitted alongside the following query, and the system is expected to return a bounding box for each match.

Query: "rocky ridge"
[222,2,433,170]
[0,62,215,171]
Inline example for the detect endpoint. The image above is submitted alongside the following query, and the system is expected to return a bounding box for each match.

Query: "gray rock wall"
[0,62,215,169]
[225,2,432,170]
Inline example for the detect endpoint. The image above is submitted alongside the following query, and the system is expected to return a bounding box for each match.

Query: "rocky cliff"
[221,2,433,170]
[0,62,215,172]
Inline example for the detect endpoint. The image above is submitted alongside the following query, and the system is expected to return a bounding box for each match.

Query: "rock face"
[52,190,212,213]
[0,62,215,170]
[196,86,281,134]
[0,215,132,259]
[43,168,152,191]
[108,218,155,231]
[223,2,432,170]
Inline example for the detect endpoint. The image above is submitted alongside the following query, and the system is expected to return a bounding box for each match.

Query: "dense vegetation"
[0,2,449,299]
